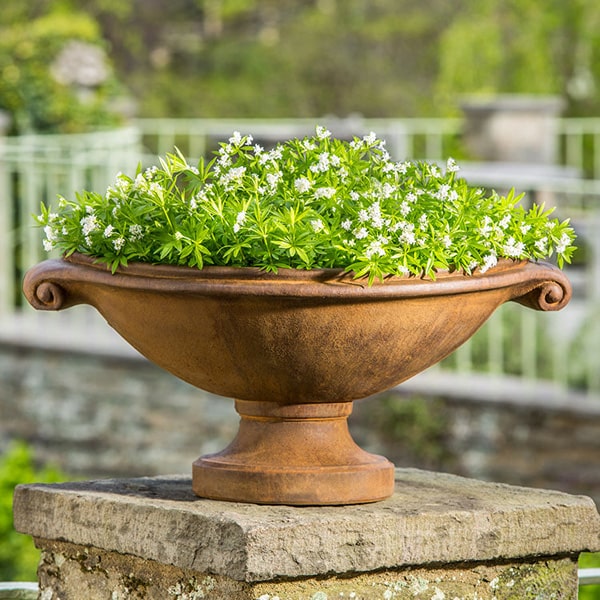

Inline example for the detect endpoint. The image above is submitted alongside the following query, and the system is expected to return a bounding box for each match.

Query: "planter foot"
[192,400,395,505]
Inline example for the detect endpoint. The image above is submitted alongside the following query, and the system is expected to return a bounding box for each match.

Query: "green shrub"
[0,441,65,581]
[0,12,124,133]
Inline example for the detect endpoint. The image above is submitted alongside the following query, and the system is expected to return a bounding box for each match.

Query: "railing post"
[0,110,13,316]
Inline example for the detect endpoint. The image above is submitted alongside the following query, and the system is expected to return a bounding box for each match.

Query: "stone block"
[13,469,600,599]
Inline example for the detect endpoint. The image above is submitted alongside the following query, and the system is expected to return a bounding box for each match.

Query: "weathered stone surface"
[14,469,600,583]
[34,540,580,600]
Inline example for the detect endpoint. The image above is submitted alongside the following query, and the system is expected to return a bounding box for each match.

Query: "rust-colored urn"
[24,254,571,505]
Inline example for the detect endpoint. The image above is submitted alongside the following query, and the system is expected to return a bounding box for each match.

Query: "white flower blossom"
[80,214,98,236]
[43,239,54,252]
[103,225,114,238]
[229,131,243,145]
[315,125,331,140]
[113,237,125,251]
[480,253,498,273]
[314,187,336,199]
[363,131,377,145]
[341,219,352,231]
[311,219,324,233]
[129,224,143,241]
[353,227,368,240]
[556,232,571,254]
[446,157,460,173]
[44,225,57,241]
[294,177,312,193]
[503,237,525,257]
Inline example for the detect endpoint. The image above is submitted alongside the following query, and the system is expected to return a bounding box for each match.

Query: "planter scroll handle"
[508,261,572,312]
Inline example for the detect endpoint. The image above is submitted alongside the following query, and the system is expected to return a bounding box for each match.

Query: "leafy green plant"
[0,441,65,581]
[38,127,576,284]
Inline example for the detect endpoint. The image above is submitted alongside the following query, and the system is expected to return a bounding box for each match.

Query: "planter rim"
[50,252,570,304]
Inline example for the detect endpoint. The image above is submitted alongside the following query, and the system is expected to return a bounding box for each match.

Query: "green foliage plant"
[38,127,576,285]
[0,441,65,581]
[0,12,123,133]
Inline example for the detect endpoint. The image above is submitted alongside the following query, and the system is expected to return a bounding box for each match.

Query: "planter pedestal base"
[192,400,395,505]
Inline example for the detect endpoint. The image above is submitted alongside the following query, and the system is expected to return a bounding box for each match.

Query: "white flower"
[311,219,324,233]
[437,184,451,200]
[534,237,548,253]
[113,237,125,251]
[353,227,368,240]
[499,214,511,229]
[43,239,54,252]
[310,152,331,173]
[80,214,98,235]
[294,177,312,193]
[229,131,243,145]
[503,237,525,257]
[381,182,396,199]
[44,225,57,241]
[446,157,460,173]
[315,125,331,140]
[266,172,281,188]
[429,165,441,178]
[149,182,162,195]
[314,187,336,199]
[341,219,352,231]
[144,166,158,179]
[442,235,452,248]
[365,239,385,259]
[218,152,232,168]
[349,191,360,201]
[400,201,411,216]
[129,224,143,241]
[556,232,571,254]
[363,131,377,145]
[253,144,264,155]
[520,224,531,234]
[480,253,498,273]
[103,225,114,238]
[479,216,493,237]
[399,228,416,245]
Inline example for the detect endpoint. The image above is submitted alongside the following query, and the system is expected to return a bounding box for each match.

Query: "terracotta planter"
[24,254,571,505]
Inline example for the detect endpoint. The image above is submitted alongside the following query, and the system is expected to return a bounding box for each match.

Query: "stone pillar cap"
[14,469,600,583]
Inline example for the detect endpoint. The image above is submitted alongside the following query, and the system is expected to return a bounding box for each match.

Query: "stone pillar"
[13,469,599,600]
[461,95,564,164]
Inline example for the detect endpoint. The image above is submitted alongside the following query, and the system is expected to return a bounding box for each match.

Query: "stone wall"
[2,342,599,509]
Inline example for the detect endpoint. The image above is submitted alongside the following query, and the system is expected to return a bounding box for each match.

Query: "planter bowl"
[24,254,571,505]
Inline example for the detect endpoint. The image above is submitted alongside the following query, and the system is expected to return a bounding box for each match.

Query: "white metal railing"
[1,118,600,398]
[0,126,141,315]
[134,116,462,165]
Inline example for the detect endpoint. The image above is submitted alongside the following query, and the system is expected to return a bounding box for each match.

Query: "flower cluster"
[38,127,576,284]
